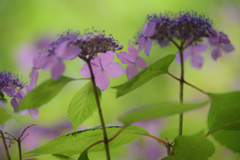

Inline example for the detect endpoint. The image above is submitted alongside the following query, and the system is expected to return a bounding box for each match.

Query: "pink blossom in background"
[80,51,125,92]
[117,45,147,79]
[138,22,156,56]
[175,43,207,69]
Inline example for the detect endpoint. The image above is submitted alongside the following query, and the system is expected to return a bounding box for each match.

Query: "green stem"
[86,61,111,160]
[17,140,22,160]
[179,48,184,136]
[0,131,11,160]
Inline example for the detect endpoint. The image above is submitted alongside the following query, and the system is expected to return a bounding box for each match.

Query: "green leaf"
[27,125,149,156]
[23,154,73,160]
[207,91,240,153]
[68,82,101,131]
[78,150,89,160]
[119,101,208,125]
[17,76,74,111]
[0,107,12,125]
[113,54,175,97]
[162,132,215,160]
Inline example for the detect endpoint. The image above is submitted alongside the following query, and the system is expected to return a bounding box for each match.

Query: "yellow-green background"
[0,0,240,159]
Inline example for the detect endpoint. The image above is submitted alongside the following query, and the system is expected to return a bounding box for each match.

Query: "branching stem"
[179,48,184,136]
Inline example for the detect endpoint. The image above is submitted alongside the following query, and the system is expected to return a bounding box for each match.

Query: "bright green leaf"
[78,150,89,160]
[119,101,208,125]
[27,125,149,156]
[162,132,215,160]
[23,154,74,160]
[0,107,11,125]
[17,76,74,111]
[207,104,240,136]
[207,91,240,153]
[68,82,101,131]
[113,54,175,97]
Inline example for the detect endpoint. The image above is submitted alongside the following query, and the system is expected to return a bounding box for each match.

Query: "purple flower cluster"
[135,11,234,68]
[0,71,39,121]
[30,29,125,91]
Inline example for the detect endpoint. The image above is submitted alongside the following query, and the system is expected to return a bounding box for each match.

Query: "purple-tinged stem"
[86,61,111,160]
[0,130,11,160]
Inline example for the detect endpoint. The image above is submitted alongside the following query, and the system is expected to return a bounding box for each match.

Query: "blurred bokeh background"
[0,0,240,159]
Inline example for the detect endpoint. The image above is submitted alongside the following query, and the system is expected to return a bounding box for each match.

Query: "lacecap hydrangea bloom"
[135,11,234,68]
[32,29,124,91]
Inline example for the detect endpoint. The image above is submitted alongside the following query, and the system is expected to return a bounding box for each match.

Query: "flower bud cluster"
[0,71,25,90]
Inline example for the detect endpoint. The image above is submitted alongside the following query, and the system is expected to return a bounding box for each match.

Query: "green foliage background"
[0,0,240,159]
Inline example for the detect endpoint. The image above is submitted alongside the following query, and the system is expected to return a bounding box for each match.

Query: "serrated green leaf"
[113,54,175,97]
[0,107,11,125]
[78,150,89,160]
[119,101,208,125]
[162,132,215,160]
[26,125,149,156]
[68,82,101,131]
[207,91,240,153]
[17,76,74,111]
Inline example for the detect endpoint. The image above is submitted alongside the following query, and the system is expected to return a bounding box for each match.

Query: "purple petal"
[208,28,218,35]
[99,51,114,67]
[117,51,132,64]
[138,37,145,52]
[191,54,204,69]
[222,44,234,52]
[219,32,230,44]
[28,108,39,119]
[2,87,14,97]
[51,60,65,80]
[16,92,24,102]
[95,71,110,92]
[126,64,138,80]
[209,35,219,43]
[104,62,125,78]
[11,98,19,112]
[135,57,147,69]
[42,55,58,71]
[128,45,139,61]
[30,69,39,88]
[8,82,16,94]
[33,51,41,66]
[144,38,152,56]
[193,43,207,53]
[55,41,68,57]
[146,22,156,37]
[20,109,29,115]
[175,50,190,63]
[141,23,148,35]
[35,54,48,68]
[212,47,222,61]
[79,63,91,78]
[62,44,80,60]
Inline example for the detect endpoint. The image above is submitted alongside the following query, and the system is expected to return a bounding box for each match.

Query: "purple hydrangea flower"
[117,45,147,79]
[80,51,125,92]
[42,30,123,80]
[175,43,207,68]
[138,22,156,56]
[208,32,234,61]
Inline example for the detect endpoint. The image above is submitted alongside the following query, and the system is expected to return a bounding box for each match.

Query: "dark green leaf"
[119,101,208,125]
[26,125,149,156]
[162,132,215,160]
[207,91,240,153]
[0,107,12,125]
[78,150,89,160]
[113,54,175,97]
[17,76,74,111]
[68,82,101,131]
